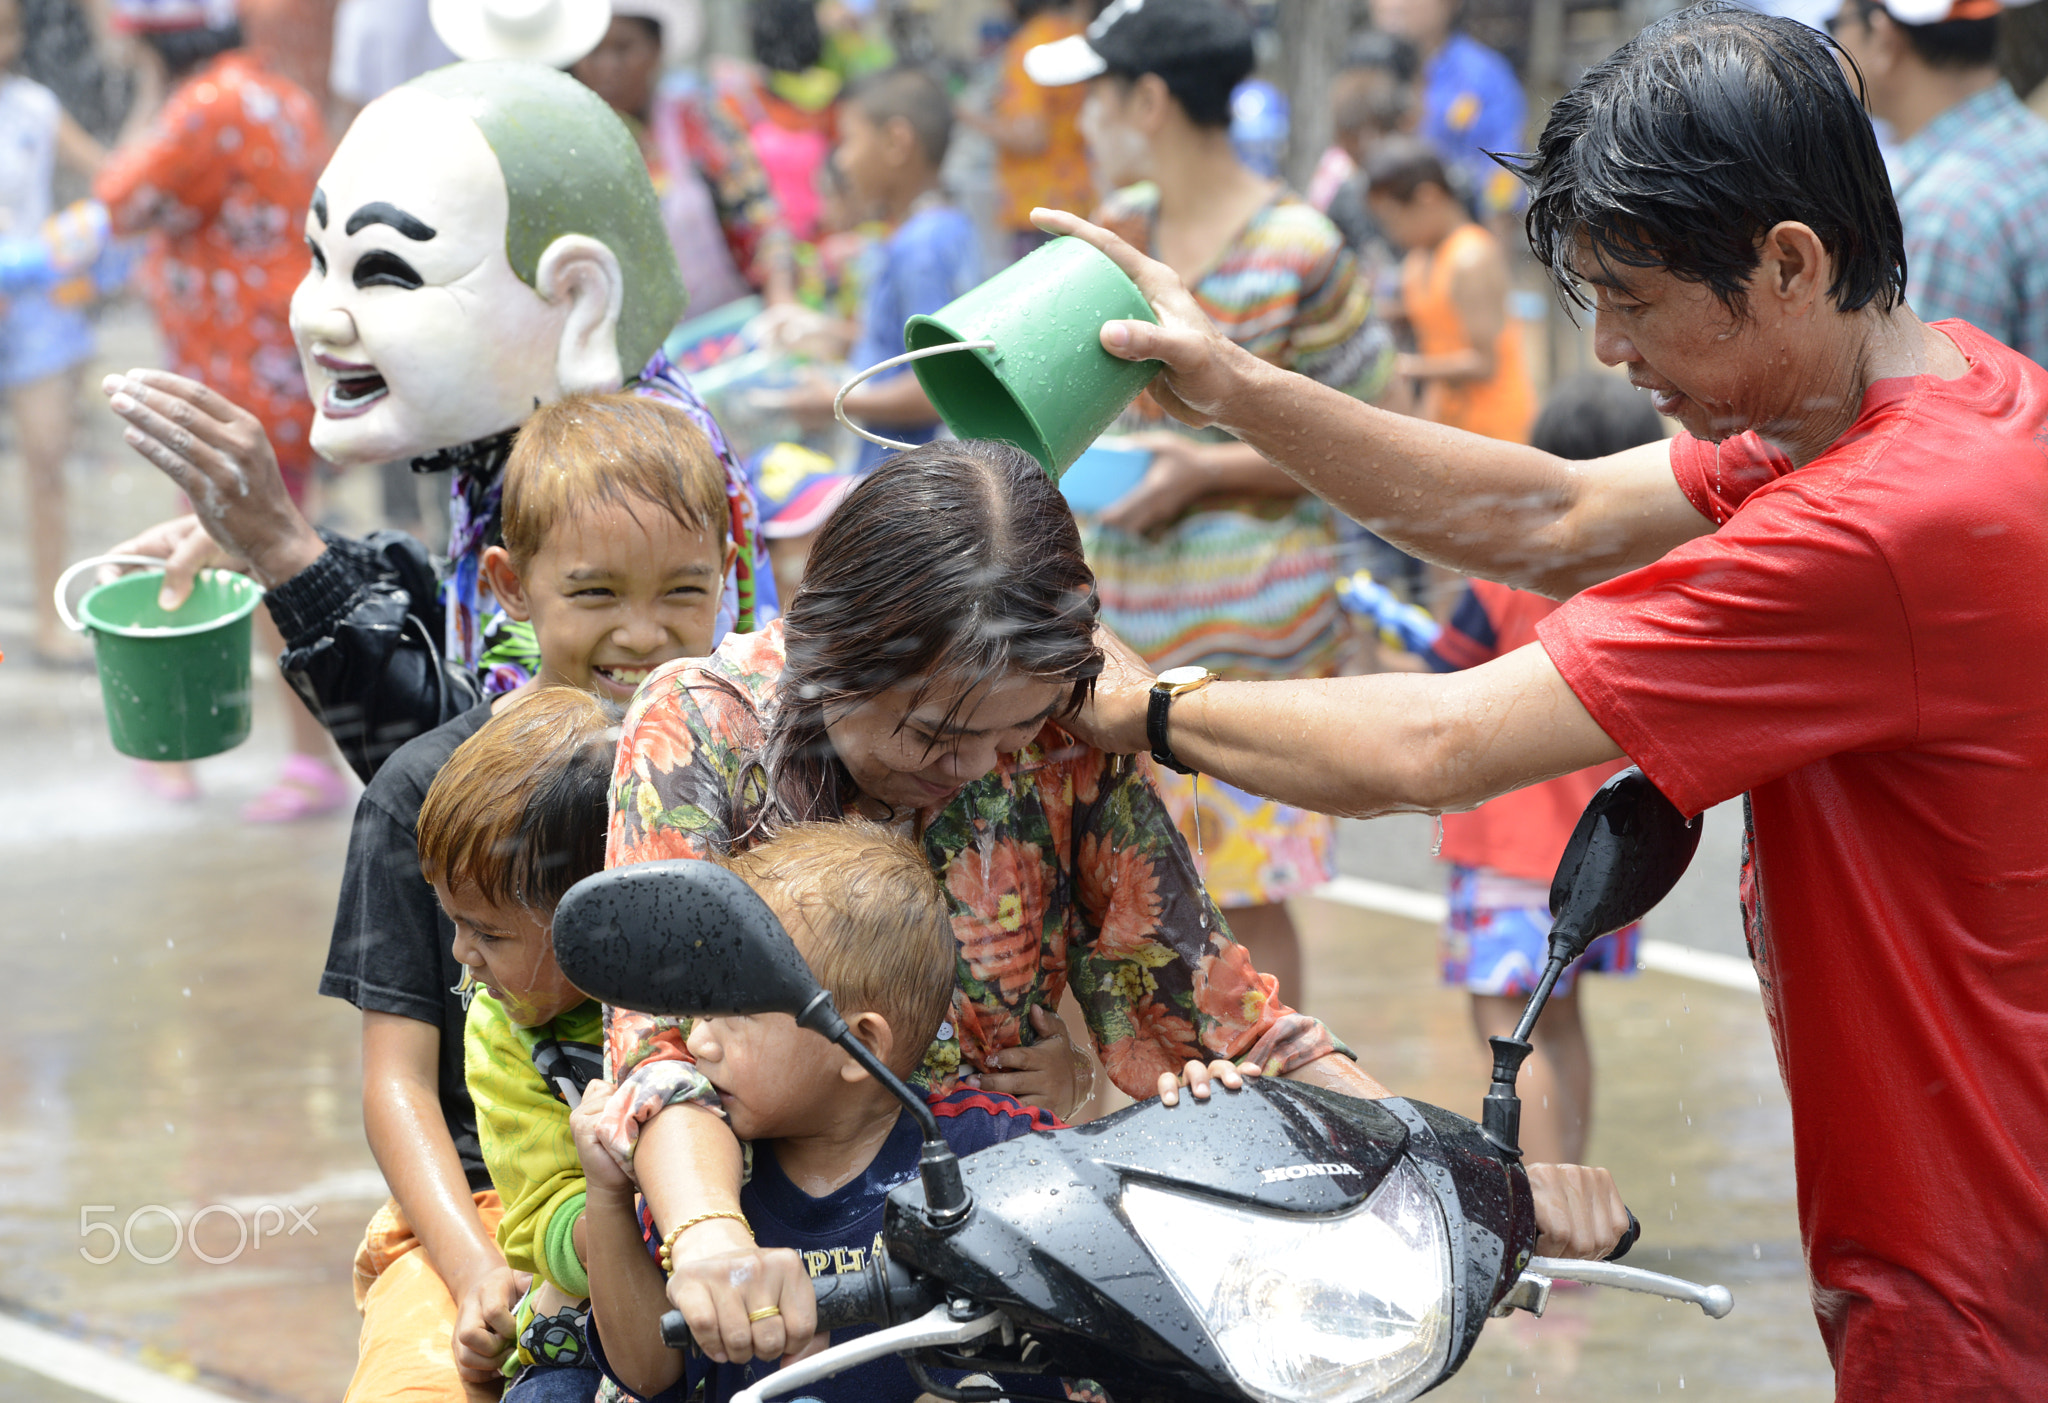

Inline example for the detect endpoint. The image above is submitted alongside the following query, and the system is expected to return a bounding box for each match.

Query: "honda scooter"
[553,768,1733,1403]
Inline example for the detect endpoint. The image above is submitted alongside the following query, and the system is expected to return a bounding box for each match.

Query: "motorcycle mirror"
[1482,768,1701,1163]
[551,859,975,1228]
[551,860,823,1018]
[1545,767,1701,967]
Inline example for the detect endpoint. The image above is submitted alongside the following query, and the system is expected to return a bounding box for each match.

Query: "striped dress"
[1086,183,1393,908]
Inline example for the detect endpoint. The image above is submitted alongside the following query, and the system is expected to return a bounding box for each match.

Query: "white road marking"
[0,1311,243,1403]
[1307,878,1760,992]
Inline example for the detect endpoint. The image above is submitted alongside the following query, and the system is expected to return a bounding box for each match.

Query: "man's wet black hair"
[1511,1,1906,319]
[1844,0,1999,70]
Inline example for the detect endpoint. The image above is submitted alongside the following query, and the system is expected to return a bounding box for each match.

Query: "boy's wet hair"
[849,67,955,169]
[502,392,729,567]
[1509,1,1905,320]
[721,821,956,1077]
[418,687,621,911]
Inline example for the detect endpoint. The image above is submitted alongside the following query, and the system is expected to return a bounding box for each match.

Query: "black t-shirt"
[321,700,495,1191]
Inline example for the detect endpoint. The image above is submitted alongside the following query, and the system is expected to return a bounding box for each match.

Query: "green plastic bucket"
[56,554,264,761]
[837,236,1162,478]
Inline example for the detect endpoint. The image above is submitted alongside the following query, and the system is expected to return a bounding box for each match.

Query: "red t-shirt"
[1427,579,1628,882]
[1538,321,2048,1398]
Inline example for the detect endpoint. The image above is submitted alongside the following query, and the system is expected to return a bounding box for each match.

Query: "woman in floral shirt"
[599,441,1386,1357]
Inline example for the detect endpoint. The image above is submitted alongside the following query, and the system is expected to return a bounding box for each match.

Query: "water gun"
[0,200,132,306]
[1334,569,1441,656]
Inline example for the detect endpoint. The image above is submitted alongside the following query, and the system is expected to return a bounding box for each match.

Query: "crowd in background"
[9,0,2048,1197]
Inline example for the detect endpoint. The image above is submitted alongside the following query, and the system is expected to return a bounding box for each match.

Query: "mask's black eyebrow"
[345,202,437,241]
[311,187,327,229]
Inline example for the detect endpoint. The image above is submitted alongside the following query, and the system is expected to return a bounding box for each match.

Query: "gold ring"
[748,1305,782,1323]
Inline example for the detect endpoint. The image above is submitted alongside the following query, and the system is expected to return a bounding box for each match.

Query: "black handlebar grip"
[813,1261,886,1332]
[659,1308,696,1352]
[1605,1209,1642,1262]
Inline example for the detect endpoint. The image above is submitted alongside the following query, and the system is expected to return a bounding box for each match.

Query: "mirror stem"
[795,991,973,1227]
[1481,954,1568,1159]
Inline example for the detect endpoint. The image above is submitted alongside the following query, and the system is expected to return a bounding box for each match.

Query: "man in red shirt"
[1039,2,2048,1396]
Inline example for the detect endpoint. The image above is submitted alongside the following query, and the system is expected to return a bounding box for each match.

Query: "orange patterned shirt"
[97,51,325,484]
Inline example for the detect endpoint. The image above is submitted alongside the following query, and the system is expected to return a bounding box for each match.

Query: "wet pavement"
[0,304,1833,1401]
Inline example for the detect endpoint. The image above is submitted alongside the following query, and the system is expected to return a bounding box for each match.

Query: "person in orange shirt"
[958,0,1095,262]
[1369,133,1534,444]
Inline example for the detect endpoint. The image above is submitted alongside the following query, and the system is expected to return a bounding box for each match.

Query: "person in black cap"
[1026,0,1398,1014]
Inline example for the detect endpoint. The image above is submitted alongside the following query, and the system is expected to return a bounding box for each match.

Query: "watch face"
[1157,665,1210,688]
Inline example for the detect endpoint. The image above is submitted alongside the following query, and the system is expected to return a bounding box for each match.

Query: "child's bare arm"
[362,1013,504,1308]
[572,1081,685,1396]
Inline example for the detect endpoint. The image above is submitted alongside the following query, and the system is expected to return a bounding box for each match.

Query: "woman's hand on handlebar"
[666,1226,819,1366]
[976,1005,1095,1120]
[1525,1162,1633,1260]
[1158,1058,1260,1107]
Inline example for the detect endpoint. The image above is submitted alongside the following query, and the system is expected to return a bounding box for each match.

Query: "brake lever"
[729,1304,1003,1403]
[1528,1255,1734,1318]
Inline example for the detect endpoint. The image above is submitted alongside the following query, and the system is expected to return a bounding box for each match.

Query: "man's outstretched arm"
[1081,633,1624,822]
[1032,208,1714,600]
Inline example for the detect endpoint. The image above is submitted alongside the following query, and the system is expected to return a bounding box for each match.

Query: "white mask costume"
[289,61,683,469]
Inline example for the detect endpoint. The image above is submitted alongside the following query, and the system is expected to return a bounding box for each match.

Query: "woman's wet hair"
[746,440,1102,826]
[1511,0,1906,320]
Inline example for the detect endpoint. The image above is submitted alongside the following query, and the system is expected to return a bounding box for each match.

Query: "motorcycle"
[553,768,1733,1403]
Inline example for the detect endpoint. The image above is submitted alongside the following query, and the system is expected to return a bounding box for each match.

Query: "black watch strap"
[1147,686,1196,774]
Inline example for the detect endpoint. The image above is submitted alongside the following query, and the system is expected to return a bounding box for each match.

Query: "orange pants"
[347,1191,505,1403]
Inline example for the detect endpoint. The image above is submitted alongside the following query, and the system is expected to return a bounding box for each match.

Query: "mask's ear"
[537,234,626,395]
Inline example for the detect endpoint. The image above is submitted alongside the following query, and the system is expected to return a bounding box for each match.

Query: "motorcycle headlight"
[1121,1159,1453,1403]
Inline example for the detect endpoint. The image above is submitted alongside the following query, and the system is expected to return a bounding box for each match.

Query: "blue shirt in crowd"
[1892,81,2048,366]
[1420,31,1526,220]
[850,197,982,474]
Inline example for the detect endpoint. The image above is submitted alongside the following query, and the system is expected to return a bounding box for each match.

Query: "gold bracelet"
[658,1210,751,1274]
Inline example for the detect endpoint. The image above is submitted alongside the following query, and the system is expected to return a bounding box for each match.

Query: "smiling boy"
[319,390,730,1403]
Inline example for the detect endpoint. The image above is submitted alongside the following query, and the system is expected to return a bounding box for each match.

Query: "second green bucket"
[56,556,264,761]
[904,236,1161,477]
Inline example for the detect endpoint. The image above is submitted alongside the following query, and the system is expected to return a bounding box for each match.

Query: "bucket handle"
[833,340,997,451]
[53,553,221,634]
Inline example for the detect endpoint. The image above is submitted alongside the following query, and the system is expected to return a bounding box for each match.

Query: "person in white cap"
[1829,0,2048,362]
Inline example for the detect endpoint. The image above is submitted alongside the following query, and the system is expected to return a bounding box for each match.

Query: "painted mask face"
[291,89,571,466]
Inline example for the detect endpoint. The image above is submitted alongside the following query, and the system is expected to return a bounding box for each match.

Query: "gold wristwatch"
[1147,665,1216,775]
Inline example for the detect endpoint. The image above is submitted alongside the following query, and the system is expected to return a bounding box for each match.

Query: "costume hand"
[452,1265,529,1382]
[1098,433,1212,537]
[665,1225,818,1366]
[1159,1058,1259,1106]
[571,1079,637,1197]
[1031,207,1258,429]
[98,514,245,611]
[1061,623,1154,756]
[101,369,325,591]
[1526,1162,1632,1260]
[976,1005,1095,1120]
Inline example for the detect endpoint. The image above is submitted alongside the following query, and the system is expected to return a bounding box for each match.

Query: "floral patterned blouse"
[600,623,1346,1143]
